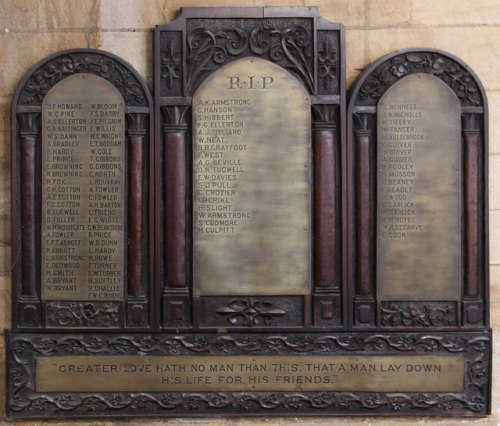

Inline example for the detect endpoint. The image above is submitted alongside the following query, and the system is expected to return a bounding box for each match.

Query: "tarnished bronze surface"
[377,73,461,301]
[41,73,125,301]
[36,354,463,393]
[192,57,311,296]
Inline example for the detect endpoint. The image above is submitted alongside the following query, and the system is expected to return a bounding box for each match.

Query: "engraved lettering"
[376,74,461,301]
[41,74,125,301]
[193,58,311,297]
[36,355,464,393]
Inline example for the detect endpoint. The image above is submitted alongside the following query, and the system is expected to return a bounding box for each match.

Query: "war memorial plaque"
[6,13,492,421]
[41,73,126,301]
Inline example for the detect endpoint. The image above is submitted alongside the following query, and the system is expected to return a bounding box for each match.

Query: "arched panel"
[11,49,153,330]
[192,57,311,298]
[348,49,488,330]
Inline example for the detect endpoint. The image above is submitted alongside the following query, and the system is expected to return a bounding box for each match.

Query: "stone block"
[0,133,9,160]
[413,0,500,26]
[346,30,367,89]
[0,0,38,31]
[100,0,168,29]
[490,210,500,264]
[0,99,10,159]
[306,0,365,28]
[0,277,11,330]
[488,91,500,154]
[0,246,9,275]
[491,265,500,303]
[490,155,500,211]
[96,31,152,86]
[40,0,98,30]
[0,98,9,136]
[0,156,10,221]
[0,32,88,96]
[366,27,500,92]
[367,0,411,27]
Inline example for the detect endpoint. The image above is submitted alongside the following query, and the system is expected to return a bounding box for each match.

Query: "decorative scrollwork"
[8,332,490,417]
[8,333,490,360]
[358,52,481,106]
[46,302,120,328]
[216,298,286,327]
[185,25,313,94]
[249,26,314,92]
[20,53,146,106]
[380,302,457,327]
[186,27,248,94]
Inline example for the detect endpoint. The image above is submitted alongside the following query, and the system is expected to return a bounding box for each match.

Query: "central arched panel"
[192,57,312,297]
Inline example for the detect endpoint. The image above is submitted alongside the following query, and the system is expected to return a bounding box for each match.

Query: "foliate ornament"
[380,302,457,327]
[186,27,248,94]
[216,298,286,327]
[312,104,338,128]
[161,105,191,127]
[20,53,146,106]
[358,52,481,106]
[186,25,313,94]
[249,26,314,92]
[46,302,120,328]
[161,39,182,90]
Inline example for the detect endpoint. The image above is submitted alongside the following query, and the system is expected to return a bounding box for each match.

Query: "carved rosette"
[19,52,147,106]
[7,332,490,417]
[357,52,482,106]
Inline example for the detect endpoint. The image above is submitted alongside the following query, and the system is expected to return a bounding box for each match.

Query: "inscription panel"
[193,57,311,296]
[37,354,464,393]
[377,73,461,301]
[42,73,125,301]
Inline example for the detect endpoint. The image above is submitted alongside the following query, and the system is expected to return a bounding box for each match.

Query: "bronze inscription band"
[37,354,464,393]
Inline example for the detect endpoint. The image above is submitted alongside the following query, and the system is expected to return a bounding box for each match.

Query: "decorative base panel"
[6,331,491,418]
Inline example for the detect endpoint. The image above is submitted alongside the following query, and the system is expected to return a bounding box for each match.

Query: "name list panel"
[41,73,125,301]
[193,58,311,296]
[376,73,461,301]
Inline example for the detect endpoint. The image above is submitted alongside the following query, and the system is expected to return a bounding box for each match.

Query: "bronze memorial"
[6,8,491,419]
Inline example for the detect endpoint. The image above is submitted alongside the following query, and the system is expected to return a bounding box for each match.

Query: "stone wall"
[0,0,498,424]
